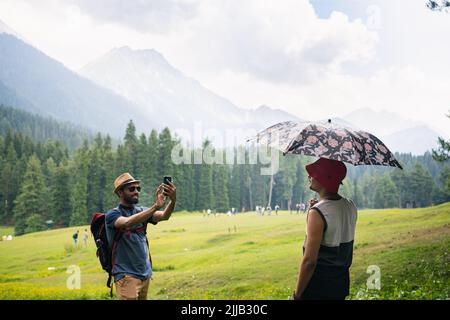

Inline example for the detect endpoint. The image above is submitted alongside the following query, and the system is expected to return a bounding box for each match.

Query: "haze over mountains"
[79,46,305,145]
[0,20,443,154]
[342,108,442,155]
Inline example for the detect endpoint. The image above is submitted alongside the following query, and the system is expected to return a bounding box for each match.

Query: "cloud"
[199,61,450,137]
[172,0,379,84]
[0,0,379,84]
[66,0,200,34]
[1,0,448,137]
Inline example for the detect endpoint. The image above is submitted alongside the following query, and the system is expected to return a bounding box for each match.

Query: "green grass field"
[0,203,449,300]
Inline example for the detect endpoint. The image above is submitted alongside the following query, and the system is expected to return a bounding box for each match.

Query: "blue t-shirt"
[105,204,157,282]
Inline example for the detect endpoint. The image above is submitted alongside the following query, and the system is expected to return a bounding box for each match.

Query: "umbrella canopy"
[249,120,403,169]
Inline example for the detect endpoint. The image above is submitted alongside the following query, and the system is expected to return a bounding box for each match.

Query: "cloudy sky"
[0,0,449,136]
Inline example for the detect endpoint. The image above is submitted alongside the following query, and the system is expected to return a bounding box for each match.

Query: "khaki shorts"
[115,275,150,300]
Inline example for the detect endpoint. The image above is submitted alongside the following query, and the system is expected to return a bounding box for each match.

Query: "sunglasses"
[126,186,141,193]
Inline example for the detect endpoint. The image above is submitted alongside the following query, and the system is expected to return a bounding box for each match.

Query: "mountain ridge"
[0,19,444,153]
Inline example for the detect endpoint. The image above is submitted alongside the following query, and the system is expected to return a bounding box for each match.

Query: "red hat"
[305,158,347,193]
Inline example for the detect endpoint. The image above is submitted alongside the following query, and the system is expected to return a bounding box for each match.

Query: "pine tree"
[280,157,296,210]
[51,160,72,227]
[409,163,435,207]
[240,152,254,212]
[25,214,47,234]
[147,129,160,191]
[373,174,399,208]
[175,159,193,211]
[213,164,230,212]
[87,135,104,214]
[102,135,118,210]
[360,172,376,208]
[124,120,139,173]
[292,159,306,208]
[1,143,23,225]
[195,140,214,211]
[12,155,49,235]
[157,128,175,178]
[228,160,242,211]
[0,150,3,222]
[43,157,57,221]
[115,144,129,175]
[390,167,411,208]
[136,133,151,204]
[69,145,89,226]
[352,178,363,208]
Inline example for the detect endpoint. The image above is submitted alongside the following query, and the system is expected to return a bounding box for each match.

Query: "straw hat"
[114,172,140,194]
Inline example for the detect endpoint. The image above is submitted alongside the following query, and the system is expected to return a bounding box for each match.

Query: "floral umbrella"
[249,120,403,169]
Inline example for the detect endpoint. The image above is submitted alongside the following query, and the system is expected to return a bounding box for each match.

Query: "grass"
[0,226,14,238]
[0,203,449,300]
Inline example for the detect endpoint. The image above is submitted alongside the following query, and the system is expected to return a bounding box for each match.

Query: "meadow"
[0,203,449,300]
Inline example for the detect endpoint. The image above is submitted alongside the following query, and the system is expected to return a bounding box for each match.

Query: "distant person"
[300,202,306,213]
[296,203,300,214]
[266,206,272,216]
[293,158,357,300]
[105,172,177,300]
[72,230,79,247]
[83,229,89,247]
[275,205,280,215]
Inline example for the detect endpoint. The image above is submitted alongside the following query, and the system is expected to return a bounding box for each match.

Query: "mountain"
[342,107,445,154]
[0,19,24,41]
[382,125,441,155]
[0,80,37,113]
[80,46,246,131]
[343,107,426,137]
[7,19,435,153]
[243,105,302,129]
[79,47,301,145]
[0,104,93,150]
[0,32,152,138]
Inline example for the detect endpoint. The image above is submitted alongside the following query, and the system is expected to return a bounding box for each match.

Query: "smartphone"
[163,176,172,185]
[162,176,172,195]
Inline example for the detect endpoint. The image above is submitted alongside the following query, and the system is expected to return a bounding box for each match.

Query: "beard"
[124,193,139,205]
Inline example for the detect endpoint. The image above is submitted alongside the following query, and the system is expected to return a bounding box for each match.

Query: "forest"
[1,105,449,235]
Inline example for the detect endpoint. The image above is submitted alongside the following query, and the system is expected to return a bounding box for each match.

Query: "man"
[72,230,79,247]
[293,158,357,300]
[83,229,88,247]
[105,172,176,300]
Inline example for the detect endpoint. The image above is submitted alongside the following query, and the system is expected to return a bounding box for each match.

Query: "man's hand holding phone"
[162,176,177,202]
[155,185,166,209]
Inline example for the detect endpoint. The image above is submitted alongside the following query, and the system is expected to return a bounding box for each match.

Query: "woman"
[293,157,357,300]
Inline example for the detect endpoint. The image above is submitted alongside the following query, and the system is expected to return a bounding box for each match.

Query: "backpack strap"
[107,274,113,298]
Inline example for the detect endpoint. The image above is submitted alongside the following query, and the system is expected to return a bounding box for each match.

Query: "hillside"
[0,204,448,300]
[0,33,150,138]
[0,104,93,150]
[80,46,303,143]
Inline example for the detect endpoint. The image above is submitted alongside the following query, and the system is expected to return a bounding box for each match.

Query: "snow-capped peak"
[0,19,25,41]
